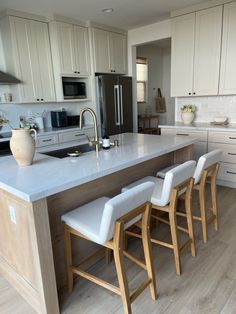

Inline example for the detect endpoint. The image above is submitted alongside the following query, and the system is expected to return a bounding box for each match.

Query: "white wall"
[128,19,171,131]
[136,45,175,125]
[0,101,93,132]
[175,96,236,123]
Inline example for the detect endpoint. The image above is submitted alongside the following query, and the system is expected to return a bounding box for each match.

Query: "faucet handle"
[86,135,93,146]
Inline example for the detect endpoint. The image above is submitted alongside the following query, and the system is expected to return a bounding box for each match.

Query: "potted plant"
[181,104,196,125]
[0,116,9,131]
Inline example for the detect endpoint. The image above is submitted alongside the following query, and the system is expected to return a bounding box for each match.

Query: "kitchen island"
[0,133,196,314]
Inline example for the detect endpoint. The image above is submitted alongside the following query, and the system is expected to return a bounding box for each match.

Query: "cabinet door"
[193,6,222,96]
[92,28,110,73]
[73,26,90,76]
[219,2,236,95]
[57,22,76,75]
[109,33,127,74]
[171,13,195,97]
[10,17,39,102]
[30,21,55,102]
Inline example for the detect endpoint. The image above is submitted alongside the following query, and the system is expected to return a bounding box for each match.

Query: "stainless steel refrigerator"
[96,75,133,136]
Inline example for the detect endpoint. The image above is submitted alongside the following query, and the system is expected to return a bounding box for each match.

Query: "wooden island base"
[0,145,193,314]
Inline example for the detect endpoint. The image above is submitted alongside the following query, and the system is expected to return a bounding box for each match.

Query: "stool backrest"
[160,160,196,206]
[99,182,155,243]
[194,149,222,184]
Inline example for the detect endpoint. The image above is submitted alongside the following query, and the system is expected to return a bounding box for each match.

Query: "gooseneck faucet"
[79,107,100,153]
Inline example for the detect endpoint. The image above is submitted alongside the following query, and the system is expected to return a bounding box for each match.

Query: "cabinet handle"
[75,134,83,137]
[42,139,52,142]
[193,92,196,95]
[77,71,80,74]
[41,99,44,101]
[228,152,236,156]
[37,98,40,101]
[229,137,236,140]
[74,71,77,74]
[188,93,191,95]
[227,171,236,175]
[176,133,189,136]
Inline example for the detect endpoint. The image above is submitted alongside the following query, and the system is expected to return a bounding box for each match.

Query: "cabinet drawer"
[208,143,236,163]
[218,162,236,182]
[161,128,207,141]
[37,134,59,147]
[58,130,85,143]
[208,131,236,144]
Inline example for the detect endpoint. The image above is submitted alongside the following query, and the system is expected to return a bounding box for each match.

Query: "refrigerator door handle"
[114,85,120,126]
[119,85,124,125]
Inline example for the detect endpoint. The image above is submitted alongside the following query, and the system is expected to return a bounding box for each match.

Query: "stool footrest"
[78,248,105,269]
[151,238,173,249]
[123,251,147,270]
[130,278,152,303]
[152,215,189,234]
[72,267,121,295]
[180,239,192,253]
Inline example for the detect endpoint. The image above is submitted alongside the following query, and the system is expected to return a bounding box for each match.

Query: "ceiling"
[0,0,205,30]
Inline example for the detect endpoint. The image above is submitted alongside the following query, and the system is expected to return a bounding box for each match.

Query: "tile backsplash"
[0,101,94,132]
[175,96,236,123]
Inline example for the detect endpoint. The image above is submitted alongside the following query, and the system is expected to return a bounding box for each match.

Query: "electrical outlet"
[9,205,17,224]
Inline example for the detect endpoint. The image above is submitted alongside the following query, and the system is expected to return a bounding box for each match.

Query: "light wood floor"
[1,185,236,314]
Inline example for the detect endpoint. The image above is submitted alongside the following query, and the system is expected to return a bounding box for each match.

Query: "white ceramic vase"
[181,112,194,125]
[10,128,37,166]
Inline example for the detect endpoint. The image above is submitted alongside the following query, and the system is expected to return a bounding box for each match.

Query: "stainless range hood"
[0,71,20,84]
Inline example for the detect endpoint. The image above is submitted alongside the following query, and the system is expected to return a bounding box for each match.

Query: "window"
[136,57,148,103]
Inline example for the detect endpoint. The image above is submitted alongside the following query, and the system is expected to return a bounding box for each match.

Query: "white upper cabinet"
[92,28,127,74]
[74,25,90,76]
[92,28,110,73]
[53,22,90,76]
[193,6,222,96]
[171,6,222,97]
[171,13,195,97]
[30,20,56,102]
[219,2,236,95]
[1,16,55,103]
[109,32,127,74]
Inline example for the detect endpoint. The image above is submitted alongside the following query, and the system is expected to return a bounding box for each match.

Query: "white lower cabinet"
[208,131,236,186]
[161,128,207,161]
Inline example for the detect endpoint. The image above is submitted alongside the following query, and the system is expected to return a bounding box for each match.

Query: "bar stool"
[122,160,196,275]
[156,150,222,243]
[61,182,157,314]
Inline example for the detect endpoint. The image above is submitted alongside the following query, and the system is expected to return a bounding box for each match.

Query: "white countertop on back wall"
[159,122,236,132]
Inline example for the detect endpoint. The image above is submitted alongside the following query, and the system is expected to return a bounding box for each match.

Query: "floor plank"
[1,185,236,314]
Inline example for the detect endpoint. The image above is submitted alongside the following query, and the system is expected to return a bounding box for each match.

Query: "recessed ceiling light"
[102,8,114,13]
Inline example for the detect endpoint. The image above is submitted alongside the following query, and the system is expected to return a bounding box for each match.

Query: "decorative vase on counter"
[10,128,37,166]
[181,112,195,125]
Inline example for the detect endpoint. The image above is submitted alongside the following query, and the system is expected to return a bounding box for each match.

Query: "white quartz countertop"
[159,122,236,132]
[0,133,196,202]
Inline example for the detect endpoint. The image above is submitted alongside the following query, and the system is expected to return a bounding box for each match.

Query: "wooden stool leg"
[211,179,219,231]
[169,211,181,275]
[185,193,196,257]
[113,223,131,314]
[141,206,158,300]
[105,248,113,264]
[199,188,208,243]
[64,225,73,293]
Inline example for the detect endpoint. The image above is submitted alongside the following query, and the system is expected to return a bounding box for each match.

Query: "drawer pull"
[75,134,83,137]
[176,133,189,136]
[228,152,236,156]
[226,171,236,175]
[229,137,236,140]
[42,139,52,142]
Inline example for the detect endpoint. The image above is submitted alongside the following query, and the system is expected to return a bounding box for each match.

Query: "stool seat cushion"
[61,197,110,244]
[122,176,165,206]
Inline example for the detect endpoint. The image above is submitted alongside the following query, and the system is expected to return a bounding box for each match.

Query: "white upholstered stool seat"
[155,149,223,243]
[62,182,158,314]
[122,161,196,275]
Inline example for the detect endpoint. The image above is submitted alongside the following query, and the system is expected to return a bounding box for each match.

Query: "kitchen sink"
[41,143,97,159]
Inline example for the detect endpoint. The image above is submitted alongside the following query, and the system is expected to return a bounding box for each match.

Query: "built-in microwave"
[62,79,87,100]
